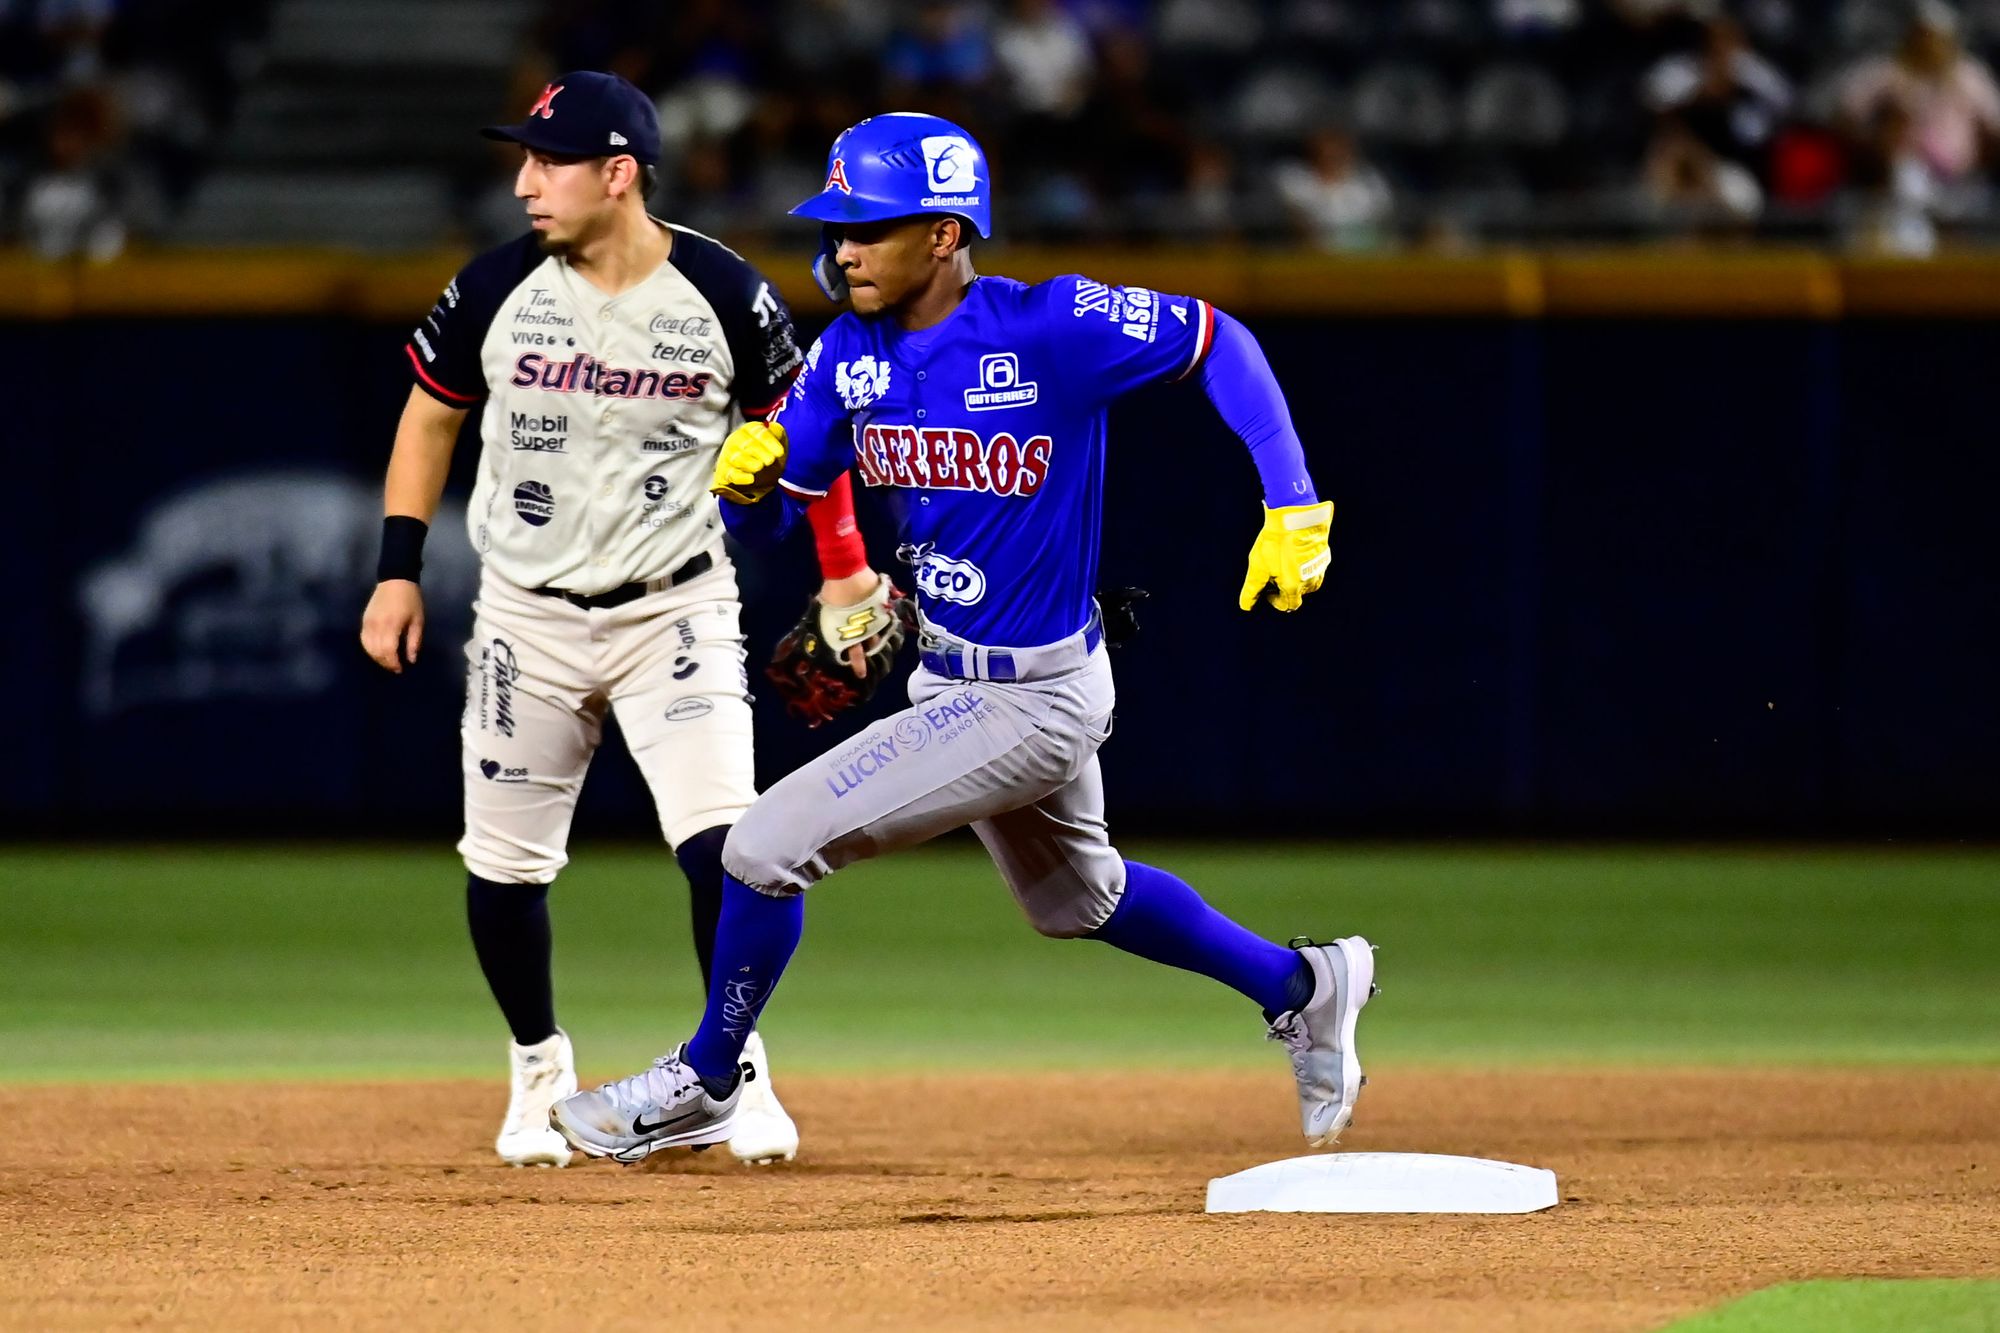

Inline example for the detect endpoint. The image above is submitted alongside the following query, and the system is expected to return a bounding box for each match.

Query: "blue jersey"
[770,275,1215,647]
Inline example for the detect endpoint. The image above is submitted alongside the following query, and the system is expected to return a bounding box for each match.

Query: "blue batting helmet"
[790,113,992,302]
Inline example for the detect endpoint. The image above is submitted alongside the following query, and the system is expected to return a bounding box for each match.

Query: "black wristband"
[377,515,428,584]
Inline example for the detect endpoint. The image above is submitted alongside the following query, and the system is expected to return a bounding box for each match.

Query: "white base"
[1205,1152,1559,1214]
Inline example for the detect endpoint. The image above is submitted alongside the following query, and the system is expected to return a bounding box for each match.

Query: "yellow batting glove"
[1238,501,1335,612]
[710,420,789,504]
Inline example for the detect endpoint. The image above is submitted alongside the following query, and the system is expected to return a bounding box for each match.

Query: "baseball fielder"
[358,73,900,1168]
[551,113,1376,1163]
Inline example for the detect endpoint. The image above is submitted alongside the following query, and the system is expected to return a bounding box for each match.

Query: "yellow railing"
[3,246,1999,318]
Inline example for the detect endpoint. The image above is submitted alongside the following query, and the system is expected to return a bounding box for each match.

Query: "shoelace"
[1266,1011,1312,1065]
[595,1053,698,1116]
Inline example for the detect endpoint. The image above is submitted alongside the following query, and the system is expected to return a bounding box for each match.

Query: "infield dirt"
[4,1069,1995,1331]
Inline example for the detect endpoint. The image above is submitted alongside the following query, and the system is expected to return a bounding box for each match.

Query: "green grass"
[1660,1280,2000,1332]
[1,842,1995,1081]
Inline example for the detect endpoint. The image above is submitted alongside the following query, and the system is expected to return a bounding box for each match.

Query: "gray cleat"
[549,1044,740,1164]
[1267,936,1377,1146]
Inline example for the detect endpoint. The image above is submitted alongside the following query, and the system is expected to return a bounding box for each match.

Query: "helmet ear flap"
[811,226,848,303]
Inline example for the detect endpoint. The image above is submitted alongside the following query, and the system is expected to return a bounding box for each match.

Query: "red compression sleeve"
[805,472,868,579]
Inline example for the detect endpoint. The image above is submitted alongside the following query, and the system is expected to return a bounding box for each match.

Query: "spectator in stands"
[1643,16,1793,178]
[667,134,741,239]
[1274,126,1396,251]
[21,82,125,258]
[773,0,893,87]
[882,0,993,119]
[994,0,1094,122]
[1839,0,2000,187]
[1178,138,1239,239]
[23,0,113,87]
[1843,97,1940,255]
[1073,26,1189,213]
[988,0,1096,234]
[1642,113,1763,229]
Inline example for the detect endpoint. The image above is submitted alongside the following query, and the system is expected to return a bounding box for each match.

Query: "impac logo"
[910,549,988,606]
[513,480,555,526]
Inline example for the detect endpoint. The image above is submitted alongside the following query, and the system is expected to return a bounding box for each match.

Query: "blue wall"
[5,315,1993,837]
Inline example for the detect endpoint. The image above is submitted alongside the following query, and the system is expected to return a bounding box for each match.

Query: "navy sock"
[675,825,730,992]
[684,873,804,1087]
[465,873,557,1046]
[1087,860,1311,1016]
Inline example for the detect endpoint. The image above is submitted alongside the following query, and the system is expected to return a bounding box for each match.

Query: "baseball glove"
[766,576,916,727]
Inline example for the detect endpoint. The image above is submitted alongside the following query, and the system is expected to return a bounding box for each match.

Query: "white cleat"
[727,1031,800,1165]
[495,1029,576,1168]
[549,1044,740,1164]
[1268,936,1377,1147]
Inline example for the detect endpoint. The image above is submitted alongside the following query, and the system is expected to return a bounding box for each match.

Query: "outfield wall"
[4,255,1995,836]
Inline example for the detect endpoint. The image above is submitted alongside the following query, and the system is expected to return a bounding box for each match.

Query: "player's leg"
[607,577,797,1163]
[607,587,756,995]
[553,668,1088,1161]
[459,587,603,1165]
[687,669,1078,1078]
[970,758,1308,1011]
[975,760,1376,1145]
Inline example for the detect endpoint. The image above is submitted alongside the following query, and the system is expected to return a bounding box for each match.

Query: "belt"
[919,613,1103,683]
[532,550,713,611]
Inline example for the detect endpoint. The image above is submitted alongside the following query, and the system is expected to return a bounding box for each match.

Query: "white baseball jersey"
[406,221,803,595]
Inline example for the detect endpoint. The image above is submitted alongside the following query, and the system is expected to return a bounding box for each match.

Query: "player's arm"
[714,334,908,689]
[803,473,894,677]
[738,412,886,678]
[695,241,893,662]
[1048,274,1332,612]
[711,327,851,548]
[360,386,467,673]
[362,245,520,670]
[1194,309,1333,613]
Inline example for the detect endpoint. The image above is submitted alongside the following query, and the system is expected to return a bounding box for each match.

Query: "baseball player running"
[551,113,1375,1163]
[359,73,903,1168]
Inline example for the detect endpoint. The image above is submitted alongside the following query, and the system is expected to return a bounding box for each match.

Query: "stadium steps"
[171,0,535,246]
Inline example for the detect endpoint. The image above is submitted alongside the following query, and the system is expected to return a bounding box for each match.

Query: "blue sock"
[684,874,803,1088]
[1087,860,1311,1016]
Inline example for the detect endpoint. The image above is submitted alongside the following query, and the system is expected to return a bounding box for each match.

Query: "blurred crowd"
[5,0,1999,257]
[489,0,2000,255]
[0,0,268,257]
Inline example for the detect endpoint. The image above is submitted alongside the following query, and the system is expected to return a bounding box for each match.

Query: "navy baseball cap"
[481,71,661,165]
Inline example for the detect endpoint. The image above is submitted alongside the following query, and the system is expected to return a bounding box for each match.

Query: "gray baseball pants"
[722,617,1126,937]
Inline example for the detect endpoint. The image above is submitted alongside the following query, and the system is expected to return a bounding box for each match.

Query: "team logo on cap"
[825,157,852,195]
[528,83,563,119]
